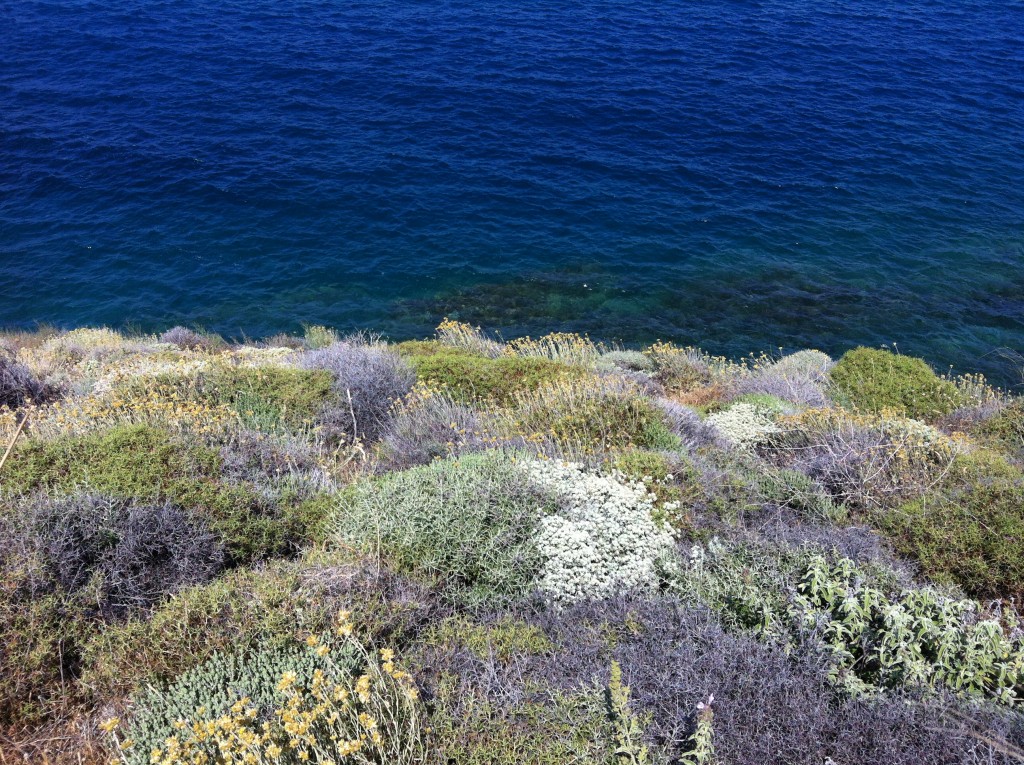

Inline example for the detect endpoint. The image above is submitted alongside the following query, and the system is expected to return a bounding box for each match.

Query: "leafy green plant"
[606,660,650,765]
[793,555,1024,703]
[829,347,964,420]
[679,696,716,765]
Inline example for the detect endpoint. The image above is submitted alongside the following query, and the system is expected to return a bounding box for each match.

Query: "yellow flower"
[316,644,330,658]
[100,717,121,733]
[277,671,298,692]
[265,743,282,758]
[305,635,319,647]
[355,674,372,703]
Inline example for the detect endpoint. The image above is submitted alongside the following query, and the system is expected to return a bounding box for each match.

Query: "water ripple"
[1,0,1023,382]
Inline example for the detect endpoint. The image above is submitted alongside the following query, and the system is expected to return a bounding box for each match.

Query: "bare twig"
[0,411,29,474]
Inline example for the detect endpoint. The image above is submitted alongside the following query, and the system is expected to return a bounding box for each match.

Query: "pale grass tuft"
[434,318,505,358]
[504,332,610,367]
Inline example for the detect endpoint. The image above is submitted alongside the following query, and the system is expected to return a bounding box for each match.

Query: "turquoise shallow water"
[2,1,1023,382]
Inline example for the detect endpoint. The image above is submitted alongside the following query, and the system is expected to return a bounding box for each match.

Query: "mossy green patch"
[877,476,1024,599]
[182,365,335,431]
[2,424,311,562]
[424,615,553,663]
[399,342,582,404]
[829,347,964,421]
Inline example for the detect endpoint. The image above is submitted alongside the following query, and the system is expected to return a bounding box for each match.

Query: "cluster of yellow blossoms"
[21,389,237,440]
[105,611,424,765]
[504,332,606,367]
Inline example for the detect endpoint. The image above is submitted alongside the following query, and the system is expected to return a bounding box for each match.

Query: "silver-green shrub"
[335,452,546,607]
[123,643,351,764]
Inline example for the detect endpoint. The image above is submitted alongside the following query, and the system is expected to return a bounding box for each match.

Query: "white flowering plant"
[706,402,780,449]
[526,460,678,604]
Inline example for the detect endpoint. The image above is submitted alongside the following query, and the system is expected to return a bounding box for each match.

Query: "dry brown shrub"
[672,384,729,409]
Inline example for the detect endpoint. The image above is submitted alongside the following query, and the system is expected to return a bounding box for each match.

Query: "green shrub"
[0,592,87,725]
[877,477,1024,599]
[493,376,681,456]
[972,399,1024,461]
[160,365,336,431]
[642,342,715,393]
[81,562,313,700]
[2,423,218,498]
[81,551,435,702]
[423,615,553,662]
[754,466,846,524]
[794,555,1024,702]
[829,347,964,420]
[3,424,311,562]
[427,677,617,765]
[671,538,805,634]
[301,323,339,349]
[335,452,546,607]
[402,342,581,404]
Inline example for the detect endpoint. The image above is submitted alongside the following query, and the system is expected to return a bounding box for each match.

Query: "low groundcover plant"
[2,323,1023,764]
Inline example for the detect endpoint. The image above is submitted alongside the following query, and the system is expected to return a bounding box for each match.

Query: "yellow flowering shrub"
[486,375,679,458]
[10,391,236,441]
[434,319,503,358]
[503,332,607,367]
[108,611,427,765]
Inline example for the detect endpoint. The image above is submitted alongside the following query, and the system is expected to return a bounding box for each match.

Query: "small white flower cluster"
[527,460,677,604]
[706,402,779,448]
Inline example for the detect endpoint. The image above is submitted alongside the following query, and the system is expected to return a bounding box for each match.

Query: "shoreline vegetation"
[2,319,1024,763]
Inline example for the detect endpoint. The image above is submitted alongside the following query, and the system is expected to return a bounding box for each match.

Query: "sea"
[2,0,1023,383]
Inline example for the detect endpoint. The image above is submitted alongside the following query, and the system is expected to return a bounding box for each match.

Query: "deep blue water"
[2,1,1023,382]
